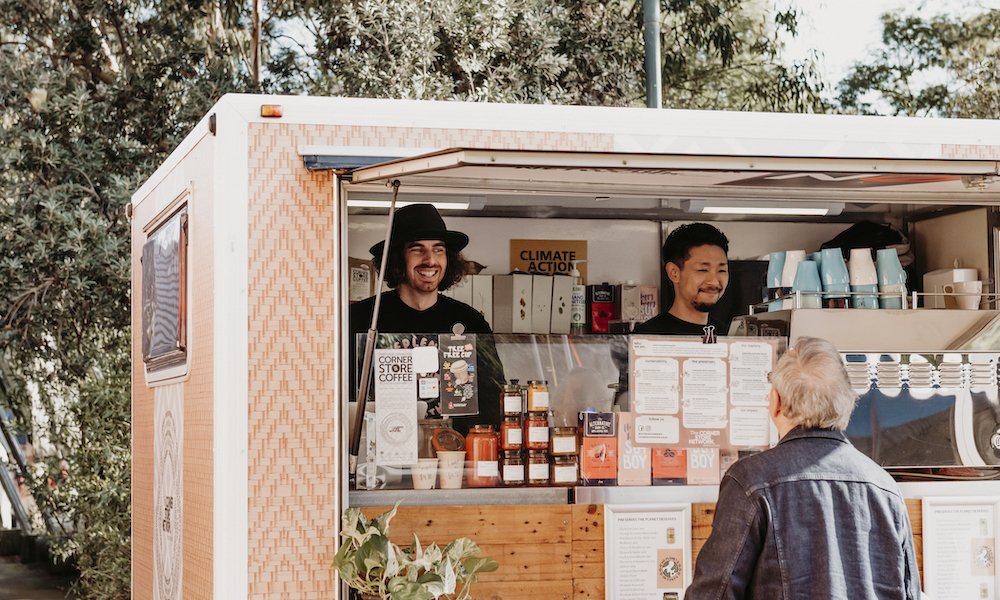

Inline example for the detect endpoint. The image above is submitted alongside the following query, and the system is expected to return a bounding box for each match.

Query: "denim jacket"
[686,427,921,600]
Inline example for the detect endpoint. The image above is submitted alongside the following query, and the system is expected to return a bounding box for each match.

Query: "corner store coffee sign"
[510,239,588,282]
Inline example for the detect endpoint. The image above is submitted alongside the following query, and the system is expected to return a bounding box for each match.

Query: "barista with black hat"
[350,203,503,435]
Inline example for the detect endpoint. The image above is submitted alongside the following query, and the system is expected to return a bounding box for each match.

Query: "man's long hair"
[374,244,469,290]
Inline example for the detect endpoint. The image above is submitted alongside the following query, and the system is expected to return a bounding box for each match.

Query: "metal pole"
[348,180,402,477]
[643,0,662,108]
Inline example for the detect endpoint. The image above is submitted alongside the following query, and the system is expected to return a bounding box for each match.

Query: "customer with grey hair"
[686,337,920,600]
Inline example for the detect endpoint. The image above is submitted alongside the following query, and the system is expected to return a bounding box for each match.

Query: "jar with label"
[465,425,499,488]
[502,380,524,416]
[500,416,523,451]
[526,380,550,413]
[524,413,550,450]
[550,426,578,456]
[527,450,550,486]
[500,450,525,487]
[550,455,578,486]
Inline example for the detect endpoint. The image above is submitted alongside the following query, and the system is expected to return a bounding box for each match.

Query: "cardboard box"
[348,257,375,302]
[580,411,618,486]
[617,282,643,323]
[550,275,574,334]
[617,413,651,486]
[639,285,659,321]
[492,274,533,333]
[531,275,553,334]
[471,275,493,327]
[443,275,473,305]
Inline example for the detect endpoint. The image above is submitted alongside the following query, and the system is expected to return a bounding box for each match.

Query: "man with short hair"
[350,203,502,434]
[633,223,729,335]
[686,337,921,599]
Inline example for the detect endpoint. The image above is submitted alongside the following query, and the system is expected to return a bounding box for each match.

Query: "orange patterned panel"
[247,125,339,599]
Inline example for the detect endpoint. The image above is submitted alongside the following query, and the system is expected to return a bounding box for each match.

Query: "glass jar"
[465,425,499,488]
[500,450,525,487]
[527,450,550,486]
[550,455,578,486]
[500,416,523,451]
[524,413,550,450]
[550,426,578,456]
[526,380,550,413]
[502,380,523,416]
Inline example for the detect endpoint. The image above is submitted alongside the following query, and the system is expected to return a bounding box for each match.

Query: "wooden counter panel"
[362,504,573,545]
[477,542,572,581]
[573,577,604,599]
[572,504,604,540]
[474,579,574,599]
[358,497,926,595]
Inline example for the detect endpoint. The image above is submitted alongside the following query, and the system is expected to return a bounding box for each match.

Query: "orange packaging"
[652,447,687,485]
[580,411,617,486]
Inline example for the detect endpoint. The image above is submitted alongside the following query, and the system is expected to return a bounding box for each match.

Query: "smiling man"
[633,223,730,335]
[349,203,502,434]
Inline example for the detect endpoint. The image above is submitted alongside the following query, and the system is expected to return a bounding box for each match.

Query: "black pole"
[643,0,662,108]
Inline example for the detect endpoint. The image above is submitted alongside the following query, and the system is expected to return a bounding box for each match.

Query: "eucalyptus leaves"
[334,504,498,600]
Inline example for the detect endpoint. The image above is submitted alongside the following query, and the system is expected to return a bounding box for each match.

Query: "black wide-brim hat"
[369,203,470,258]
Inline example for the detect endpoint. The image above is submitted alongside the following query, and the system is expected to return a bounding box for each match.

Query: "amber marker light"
[259,104,283,118]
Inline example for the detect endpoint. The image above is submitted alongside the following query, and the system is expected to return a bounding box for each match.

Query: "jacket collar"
[778,425,848,445]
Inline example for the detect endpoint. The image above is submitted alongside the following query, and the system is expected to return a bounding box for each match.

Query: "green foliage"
[0,0,828,598]
[300,0,825,110]
[837,9,999,118]
[0,0,258,597]
[334,504,498,600]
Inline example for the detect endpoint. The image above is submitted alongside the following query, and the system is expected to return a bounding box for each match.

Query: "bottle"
[569,259,586,335]
[465,425,499,488]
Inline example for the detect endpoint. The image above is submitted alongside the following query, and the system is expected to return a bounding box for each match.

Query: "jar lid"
[500,450,522,459]
[552,426,578,434]
[470,424,496,432]
[502,415,521,422]
[431,427,465,452]
[527,449,549,456]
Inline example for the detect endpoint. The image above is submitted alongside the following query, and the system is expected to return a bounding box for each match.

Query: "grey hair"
[771,337,857,431]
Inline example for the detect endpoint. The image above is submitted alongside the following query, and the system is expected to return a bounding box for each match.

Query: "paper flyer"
[439,333,479,416]
[373,349,418,465]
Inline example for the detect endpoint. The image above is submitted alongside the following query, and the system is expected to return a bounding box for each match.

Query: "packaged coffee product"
[579,411,618,486]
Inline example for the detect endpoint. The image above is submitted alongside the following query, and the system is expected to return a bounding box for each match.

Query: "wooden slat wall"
[362,498,925,598]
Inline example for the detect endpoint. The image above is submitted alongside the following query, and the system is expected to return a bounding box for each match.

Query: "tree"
[292,0,825,111]
[0,1,825,598]
[837,8,999,118]
[0,0,265,596]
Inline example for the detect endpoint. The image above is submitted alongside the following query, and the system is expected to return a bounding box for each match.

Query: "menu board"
[628,336,781,482]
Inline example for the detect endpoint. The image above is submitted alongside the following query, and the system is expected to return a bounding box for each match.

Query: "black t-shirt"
[349,291,504,435]
[631,311,722,336]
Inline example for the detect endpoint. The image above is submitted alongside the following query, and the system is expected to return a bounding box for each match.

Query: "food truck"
[130,94,1000,599]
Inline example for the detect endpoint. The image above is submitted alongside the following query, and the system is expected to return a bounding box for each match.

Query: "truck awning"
[344,148,1000,207]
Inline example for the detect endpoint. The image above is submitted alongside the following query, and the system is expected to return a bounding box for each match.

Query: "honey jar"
[500,450,525,487]
[550,426,578,456]
[526,380,550,413]
[549,455,578,486]
[502,379,523,416]
[500,416,523,451]
[524,413,550,450]
[527,450,550,486]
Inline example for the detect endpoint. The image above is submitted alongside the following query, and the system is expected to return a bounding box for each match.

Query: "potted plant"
[334,503,498,600]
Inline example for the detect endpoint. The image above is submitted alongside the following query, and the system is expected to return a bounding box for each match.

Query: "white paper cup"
[437,451,466,489]
[411,458,439,490]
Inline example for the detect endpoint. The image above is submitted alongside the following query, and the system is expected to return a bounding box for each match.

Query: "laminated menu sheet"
[629,336,781,454]
[604,504,692,599]
[923,497,1000,600]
